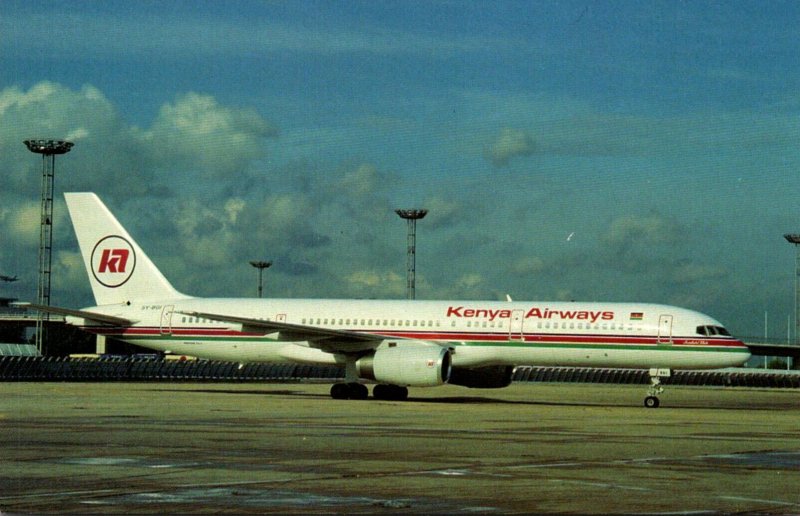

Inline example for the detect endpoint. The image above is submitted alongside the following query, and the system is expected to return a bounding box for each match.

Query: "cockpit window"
[696,325,731,337]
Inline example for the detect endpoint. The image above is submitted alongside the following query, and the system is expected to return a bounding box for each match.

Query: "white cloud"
[339,164,381,198]
[455,273,484,290]
[604,215,680,248]
[484,128,536,167]
[510,257,545,276]
[3,201,41,247]
[345,270,405,298]
[142,92,277,179]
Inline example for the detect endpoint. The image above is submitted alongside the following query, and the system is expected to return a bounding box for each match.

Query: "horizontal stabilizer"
[15,303,135,326]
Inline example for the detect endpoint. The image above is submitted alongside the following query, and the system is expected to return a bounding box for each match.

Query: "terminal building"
[0,297,38,357]
[0,296,111,357]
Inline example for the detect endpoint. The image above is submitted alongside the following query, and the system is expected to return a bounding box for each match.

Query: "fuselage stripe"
[78,325,749,352]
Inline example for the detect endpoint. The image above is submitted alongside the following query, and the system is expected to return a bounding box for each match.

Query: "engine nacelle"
[448,365,514,389]
[356,344,451,387]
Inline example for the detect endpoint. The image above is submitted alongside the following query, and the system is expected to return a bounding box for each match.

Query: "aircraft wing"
[179,310,386,354]
[746,342,800,360]
[15,303,135,326]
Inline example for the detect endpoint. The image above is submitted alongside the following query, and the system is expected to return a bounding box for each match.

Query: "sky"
[1,0,800,340]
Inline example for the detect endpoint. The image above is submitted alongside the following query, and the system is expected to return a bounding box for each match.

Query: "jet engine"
[448,365,514,389]
[356,343,451,387]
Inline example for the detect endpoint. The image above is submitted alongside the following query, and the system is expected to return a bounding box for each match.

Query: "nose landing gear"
[644,368,671,408]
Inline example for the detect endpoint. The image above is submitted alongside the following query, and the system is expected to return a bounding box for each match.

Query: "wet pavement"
[1,382,800,513]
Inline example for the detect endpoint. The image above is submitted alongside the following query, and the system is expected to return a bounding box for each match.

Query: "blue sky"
[1,1,800,339]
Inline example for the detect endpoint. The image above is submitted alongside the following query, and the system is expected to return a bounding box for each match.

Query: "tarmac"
[1,381,800,514]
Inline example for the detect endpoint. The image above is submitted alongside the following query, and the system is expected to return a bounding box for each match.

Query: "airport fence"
[0,356,799,387]
[0,356,344,382]
[512,366,800,388]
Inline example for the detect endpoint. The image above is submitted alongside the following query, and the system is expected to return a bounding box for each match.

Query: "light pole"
[24,139,73,355]
[249,260,272,298]
[784,234,800,344]
[395,209,427,300]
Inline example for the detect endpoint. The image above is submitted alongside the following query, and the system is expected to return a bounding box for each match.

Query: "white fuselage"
[76,298,751,370]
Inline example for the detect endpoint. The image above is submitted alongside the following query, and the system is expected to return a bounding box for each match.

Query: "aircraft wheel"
[348,382,369,400]
[644,395,660,408]
[373,384,408,401]
[330,383,349,399]
[373,384,390,400]
[392,385,409,401]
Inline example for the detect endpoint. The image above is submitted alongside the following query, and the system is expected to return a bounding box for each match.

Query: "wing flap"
[178,310,383,353]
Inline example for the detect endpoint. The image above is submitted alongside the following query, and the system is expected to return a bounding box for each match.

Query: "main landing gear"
[644,368,671,408]
[331,359,409,401]
[330,382,368,400]
[329,383,408,401]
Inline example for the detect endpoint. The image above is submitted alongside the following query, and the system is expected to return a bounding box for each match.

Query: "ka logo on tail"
[91,235,136,288]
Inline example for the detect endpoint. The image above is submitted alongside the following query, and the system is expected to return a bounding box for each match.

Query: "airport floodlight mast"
[784,234,800,345]
[24,139,74,355]
[395,209,428,300]
[249,260,272,298]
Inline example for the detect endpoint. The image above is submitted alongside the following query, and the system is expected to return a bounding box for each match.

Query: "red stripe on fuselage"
[77,325,748,350]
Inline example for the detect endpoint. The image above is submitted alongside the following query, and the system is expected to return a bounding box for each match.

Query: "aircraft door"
[160,305,174,335]
[509,309,524,341]
[657,314,673,344]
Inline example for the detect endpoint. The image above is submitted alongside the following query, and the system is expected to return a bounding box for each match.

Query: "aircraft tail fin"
[65,192,190,306]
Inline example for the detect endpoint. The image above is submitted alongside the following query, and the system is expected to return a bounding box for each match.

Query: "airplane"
[23,192,751,408]
[0,275,19,282]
